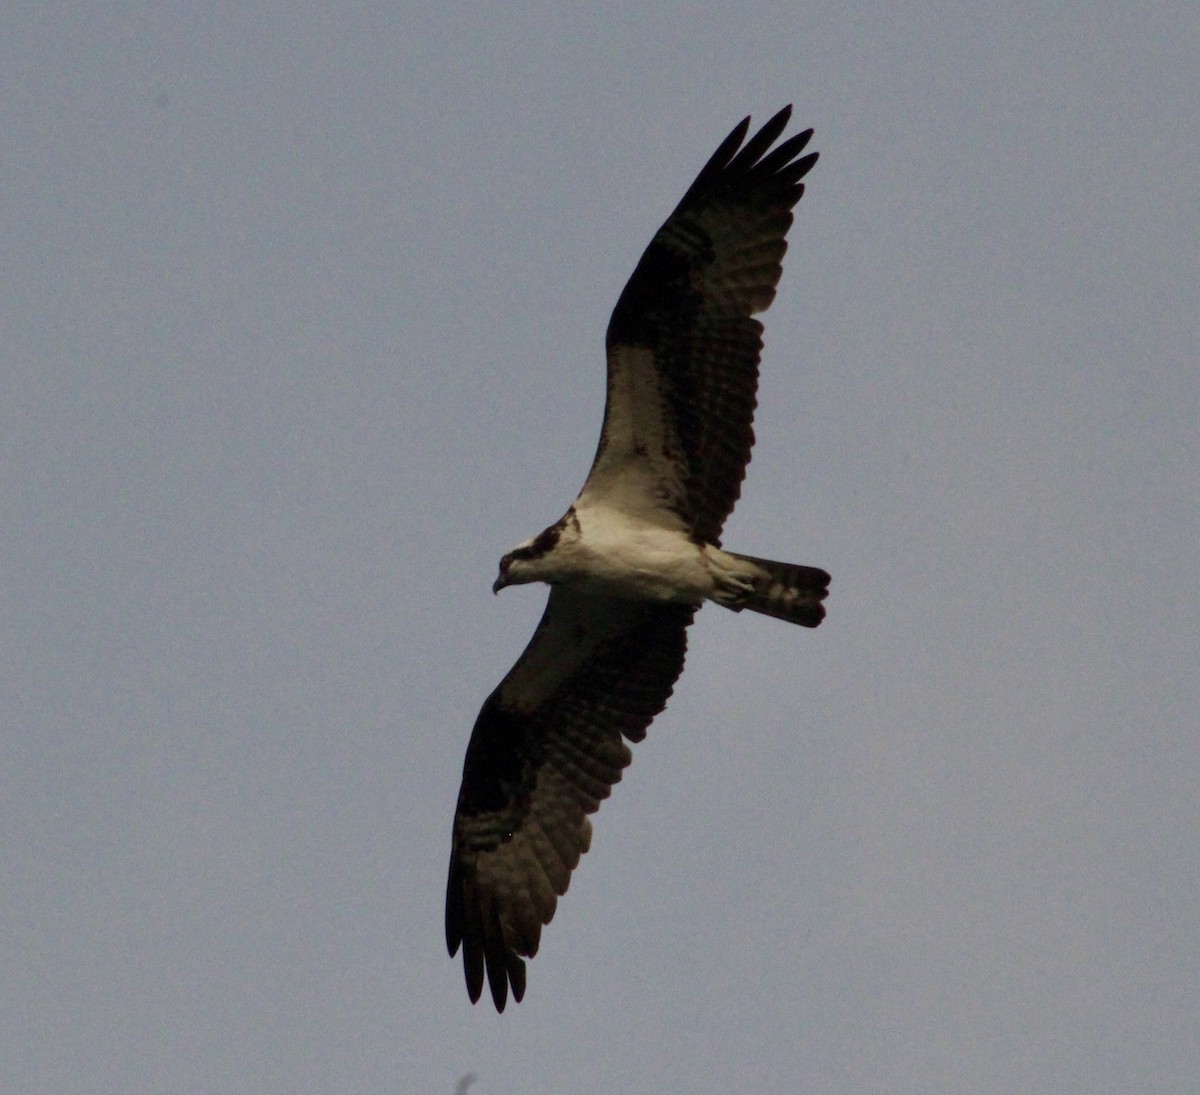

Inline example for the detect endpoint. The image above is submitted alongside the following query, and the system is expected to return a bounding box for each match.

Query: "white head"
[492,523,564,593]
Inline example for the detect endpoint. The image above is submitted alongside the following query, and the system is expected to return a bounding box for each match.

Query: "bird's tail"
[726,553,830,628]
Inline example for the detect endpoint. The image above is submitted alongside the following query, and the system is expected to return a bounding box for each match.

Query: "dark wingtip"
[465,958,484,1005]
[445,858,461,956]
[510,958,527,1005]
[484,948,527,1012]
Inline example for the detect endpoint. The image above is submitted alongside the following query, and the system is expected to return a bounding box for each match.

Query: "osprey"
[446,106,829,1010]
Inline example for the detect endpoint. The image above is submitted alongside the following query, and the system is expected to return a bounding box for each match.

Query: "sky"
[3,4,1198,1092]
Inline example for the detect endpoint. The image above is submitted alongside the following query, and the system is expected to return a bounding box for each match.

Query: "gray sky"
[4,4,1198,1093]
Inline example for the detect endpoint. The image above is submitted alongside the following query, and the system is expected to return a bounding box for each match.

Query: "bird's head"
[493,546,537,594]
[492,551,516,594]
[492,521,566,594]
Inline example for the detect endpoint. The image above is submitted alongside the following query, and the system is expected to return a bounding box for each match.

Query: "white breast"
[558,502,714,603]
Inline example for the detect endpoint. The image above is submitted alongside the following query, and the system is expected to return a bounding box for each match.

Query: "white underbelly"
[561,511,713,603]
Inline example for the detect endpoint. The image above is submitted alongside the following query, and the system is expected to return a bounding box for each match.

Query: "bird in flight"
[446,107,829,1010]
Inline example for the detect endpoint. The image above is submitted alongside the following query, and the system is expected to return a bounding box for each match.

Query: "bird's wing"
[446,589,695,1010]
[579,106,817,544]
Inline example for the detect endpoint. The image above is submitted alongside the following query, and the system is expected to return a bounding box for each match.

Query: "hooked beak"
[492,573,509,595]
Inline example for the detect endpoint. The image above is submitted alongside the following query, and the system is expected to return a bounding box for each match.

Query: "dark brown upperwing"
[602,106,817,544]
[446,590,695,1010]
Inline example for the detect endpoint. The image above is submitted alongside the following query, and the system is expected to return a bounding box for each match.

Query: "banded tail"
[728,553,830,628]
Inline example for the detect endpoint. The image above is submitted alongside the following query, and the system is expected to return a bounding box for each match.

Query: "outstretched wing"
[446,590,696,1010]
[580,106,818,544]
